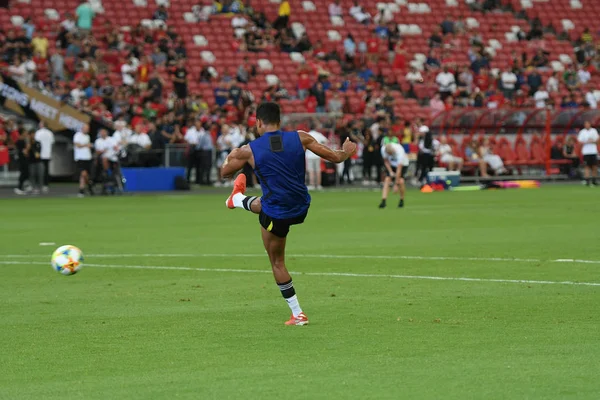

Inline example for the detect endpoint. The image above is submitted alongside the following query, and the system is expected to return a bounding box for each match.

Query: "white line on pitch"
[2,260,599,287]
[0,253,551,263]
[2,253,600,264]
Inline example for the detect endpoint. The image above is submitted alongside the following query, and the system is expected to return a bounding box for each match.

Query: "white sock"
[232,192,246,208]
[285,295,303,317]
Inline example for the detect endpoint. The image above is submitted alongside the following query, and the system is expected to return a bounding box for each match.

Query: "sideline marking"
[1,260,599,287]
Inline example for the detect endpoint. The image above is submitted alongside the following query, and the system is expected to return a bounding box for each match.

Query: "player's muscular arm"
[221,145,253,179]
[299,131,357,163]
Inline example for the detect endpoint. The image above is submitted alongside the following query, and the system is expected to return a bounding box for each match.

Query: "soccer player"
[577,121,599,186]
[221,102,356,326]
[379,142,409,209]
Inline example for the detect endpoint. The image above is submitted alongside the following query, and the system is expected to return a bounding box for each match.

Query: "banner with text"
[0,73,90,134]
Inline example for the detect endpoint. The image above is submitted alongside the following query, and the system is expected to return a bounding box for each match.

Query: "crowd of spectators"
[0,0,599,185]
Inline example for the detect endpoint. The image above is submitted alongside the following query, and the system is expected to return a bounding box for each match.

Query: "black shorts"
[76,160,92,173]
[385,165,409,179]
[583,154,598,167]
[259,210,308,238]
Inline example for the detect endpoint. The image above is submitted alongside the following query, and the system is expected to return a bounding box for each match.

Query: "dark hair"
[256,102,281,125]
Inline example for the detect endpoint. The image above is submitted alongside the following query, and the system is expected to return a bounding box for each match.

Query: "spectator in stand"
[406,66,423,84]
[373,6,393,26]
[563,65,578,89]
[428,27,443,48]
[366,33,380,62]
[273,0,290,31]
[151,47,167,67]
[561,94,578,109]
[296,63,313,100]
[147,70,164,101]
[392,39,407,70]
[327,91,343,113]
[527,70,542,96]
[425,49,441,71]
[49,48,65,81]
[121,57,136,86]
[328,0,343,20]
[546,71,559,93]
[435,66,456,100]
[76,0,95,34]
[530,49,549,69]
[500,68,518,99]
[172,59,188,99]
[343,34,356,64]
[153,5,169,21]
[437,136,463,171]
[486,88,506,109]
[526,19,543,41]
[577,64,591,85]
[479,138,506,176]
[577,120,599,186]
[429,93,445,116]
[311,82,327,113]
[533,88,549,109]
[31,30,49,59]
[350,1,371,25]
[440,14,454,35]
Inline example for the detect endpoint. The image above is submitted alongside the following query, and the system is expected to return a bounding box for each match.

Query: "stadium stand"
[0,0,599,181]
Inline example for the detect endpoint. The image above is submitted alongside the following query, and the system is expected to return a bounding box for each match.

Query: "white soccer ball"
[51,245,84,276]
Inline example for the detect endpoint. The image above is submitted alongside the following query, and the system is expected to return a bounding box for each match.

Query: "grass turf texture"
[1,185,599,399]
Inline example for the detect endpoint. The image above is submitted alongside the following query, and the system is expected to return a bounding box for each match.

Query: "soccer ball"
[51,245,84,275]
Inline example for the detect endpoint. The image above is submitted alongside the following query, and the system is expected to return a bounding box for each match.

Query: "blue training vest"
[249,130,311,219]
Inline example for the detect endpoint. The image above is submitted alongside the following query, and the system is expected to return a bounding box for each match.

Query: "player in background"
[221,102,356,326]
[305,124,328,190]
[379,143,409,209]
[577,121,599,186]
[73,124,94,197]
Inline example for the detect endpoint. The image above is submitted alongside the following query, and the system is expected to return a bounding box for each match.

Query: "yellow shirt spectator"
[32,36,49,58]
[279,1,290,16]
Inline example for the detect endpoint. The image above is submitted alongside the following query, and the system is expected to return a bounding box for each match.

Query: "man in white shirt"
[349,2,370,24]
[437,136,463,171]
[577,67,591,85]
[128,125,152,150]
[379,142,409,208]
[184,119,203,184]
[305,128,328,190]
[406,67,424,84]
[435,67,456,100]
[34,121,55,193]
[121,58,136,86]
[73,124,93,197]
[500,68,517,99]
[577,121,599,186]
[113,119,133,157]
[533,89,549,109]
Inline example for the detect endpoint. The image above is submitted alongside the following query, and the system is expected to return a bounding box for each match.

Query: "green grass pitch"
[1,185,599,399]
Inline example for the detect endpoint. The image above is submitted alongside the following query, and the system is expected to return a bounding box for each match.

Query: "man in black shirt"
[28,130,43,194]
[172,59,188,99]
[147,70,164,102]
[14,129,30,195]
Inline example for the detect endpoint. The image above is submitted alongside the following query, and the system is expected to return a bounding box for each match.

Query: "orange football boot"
[284,312,309,326]
[226,174,247,209]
